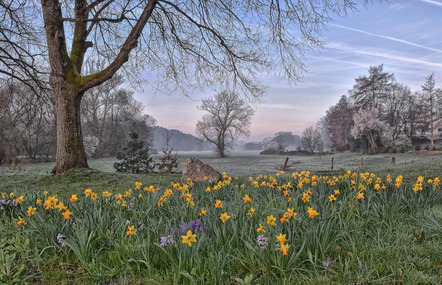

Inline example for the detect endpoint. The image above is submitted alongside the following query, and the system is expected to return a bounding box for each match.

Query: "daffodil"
[276,233,287,245]
[62,209,72,220]
[247,207,256,217]
[15,195,24,204]
[199,208,207,216]
[279,243,290,255]
[126,225,137,236]
[27,206,36,217]
[220,212,231,223]
[17,216,26,226]
[307,207,319,219]
[243,194,252,203]
[181,230,197,247]
[69,194,78,202]
[266,215,276,226]
[257,223,266,233]
[214,199,223,208]
[55,202,67,211]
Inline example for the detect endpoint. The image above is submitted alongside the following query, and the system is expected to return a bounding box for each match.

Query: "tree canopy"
[2,0,361,173]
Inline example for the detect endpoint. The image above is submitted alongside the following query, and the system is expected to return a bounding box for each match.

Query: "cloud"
[419,0,442,7]
[328,42,442,69]
[330,24,442,53]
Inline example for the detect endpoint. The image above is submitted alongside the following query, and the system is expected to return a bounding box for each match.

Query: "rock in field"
[181,157,222,183]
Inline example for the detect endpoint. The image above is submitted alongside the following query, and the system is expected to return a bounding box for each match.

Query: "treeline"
[247,64,441,155]
[0,73,154,165]
[322,64,441,153]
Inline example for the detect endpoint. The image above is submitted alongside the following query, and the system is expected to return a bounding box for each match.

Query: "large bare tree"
[196,90,254,157]
[2,0,359,173]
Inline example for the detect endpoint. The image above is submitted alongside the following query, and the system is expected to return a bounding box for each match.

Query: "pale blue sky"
[135,0,442,141]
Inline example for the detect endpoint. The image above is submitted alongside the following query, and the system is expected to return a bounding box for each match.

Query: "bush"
[156,149,179,173]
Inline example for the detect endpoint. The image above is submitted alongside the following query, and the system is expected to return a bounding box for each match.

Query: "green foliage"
[114,132,155,174]
[0,154,442,283]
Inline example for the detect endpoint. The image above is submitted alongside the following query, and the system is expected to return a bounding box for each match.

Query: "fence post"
[331,157,334,171]
[282,157,289,172]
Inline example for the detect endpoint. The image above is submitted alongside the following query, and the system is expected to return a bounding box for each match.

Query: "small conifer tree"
[114,132,154,173]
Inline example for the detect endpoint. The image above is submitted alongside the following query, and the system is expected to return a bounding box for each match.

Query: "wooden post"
[361,157,364,169]
[331,157,334,170]
[391,157,395,164]
[282,157,289,172]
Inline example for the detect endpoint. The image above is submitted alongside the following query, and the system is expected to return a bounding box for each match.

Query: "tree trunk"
[52,84,88,174]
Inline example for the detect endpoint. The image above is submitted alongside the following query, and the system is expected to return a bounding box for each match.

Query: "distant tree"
[316,117,334,151]
[0,81,56,164]
[265,141,285,153]
[272,131,301,149]
[81,68,155,158]
[350,64,395,110]
[325,95,355,151]
[243,142,264,151]
[196,90,254,158]
[114,132,155,174]
[381,83,411,141]
[350,107,388,154]
[420,73,442,148]
[301,126,323,153]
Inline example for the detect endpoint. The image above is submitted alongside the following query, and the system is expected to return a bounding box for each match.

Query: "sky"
[134,0,442,141]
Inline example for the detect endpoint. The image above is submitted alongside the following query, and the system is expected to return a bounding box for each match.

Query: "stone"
[181,157,222,183]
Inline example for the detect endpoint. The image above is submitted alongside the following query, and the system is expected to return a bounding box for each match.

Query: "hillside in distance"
[152,126,212,152]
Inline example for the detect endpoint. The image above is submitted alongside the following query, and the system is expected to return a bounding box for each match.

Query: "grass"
[0,151,441,284]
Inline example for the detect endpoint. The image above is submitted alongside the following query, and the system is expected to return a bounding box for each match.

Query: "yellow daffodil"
[280,243,290,255]
[276,233,287,245]
[69,194,78,202]
[257,223,266,233]
[220,212,231,223]
[199,208,207,216]
[62,209,72,220]
[247,207,256,217]
[17,216,26,226]
[215,199,223,208]
[126,225,137,236]
[266,215,276,226]
[15,195,24,204]
[243,194,252,203]
[55,202,67,211]
[27,206,36,217]
[307,207,319,219]
[181,230,197,247]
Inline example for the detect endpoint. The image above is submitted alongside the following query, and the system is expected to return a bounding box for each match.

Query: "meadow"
[0,151,441,284]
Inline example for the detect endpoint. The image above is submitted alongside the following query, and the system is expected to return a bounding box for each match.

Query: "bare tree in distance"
[196,90,254,158]
[2,0,373,174]
[301,126,323,153]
